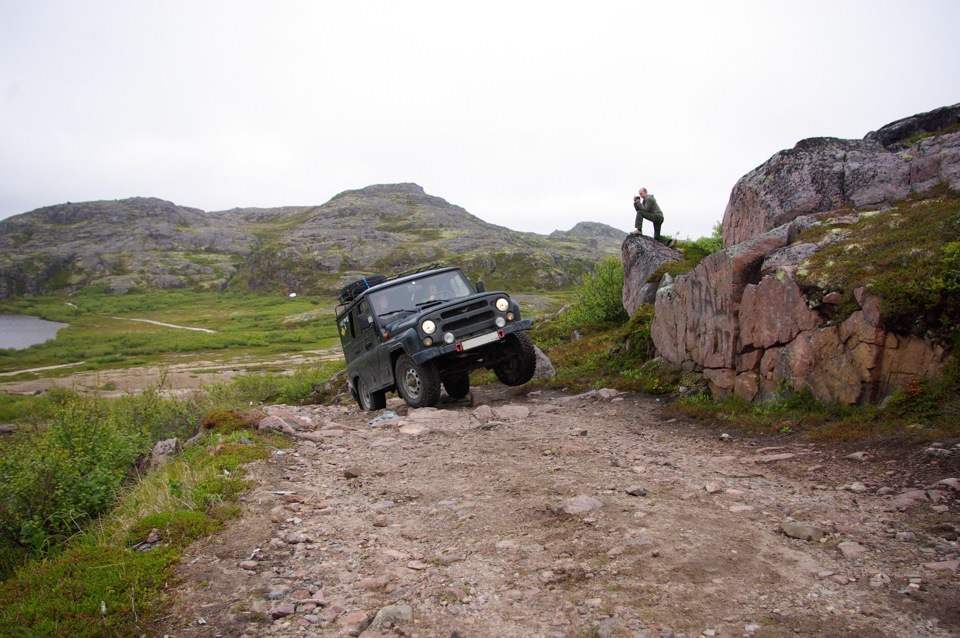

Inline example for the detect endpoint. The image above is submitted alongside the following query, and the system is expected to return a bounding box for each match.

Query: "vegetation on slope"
[795,193,960,343]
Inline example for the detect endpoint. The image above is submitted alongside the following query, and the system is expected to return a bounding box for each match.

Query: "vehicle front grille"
[440,300,488,319]
[439,300,495,335]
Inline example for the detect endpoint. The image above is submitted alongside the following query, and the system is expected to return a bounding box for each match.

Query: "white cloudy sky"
[1,1,957,239]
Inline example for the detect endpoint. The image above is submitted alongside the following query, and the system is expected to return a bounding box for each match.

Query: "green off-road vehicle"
[335,266,537,410]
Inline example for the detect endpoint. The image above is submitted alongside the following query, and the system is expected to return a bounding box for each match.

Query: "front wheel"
[395,354,441,408]
[442,373,471,399]
[355,376,386,412]
[493,332,537,386]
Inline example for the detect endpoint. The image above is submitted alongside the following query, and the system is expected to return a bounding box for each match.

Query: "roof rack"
[336,263,444,308]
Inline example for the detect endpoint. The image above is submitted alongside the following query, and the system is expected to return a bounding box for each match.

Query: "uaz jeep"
[335,266,537,410]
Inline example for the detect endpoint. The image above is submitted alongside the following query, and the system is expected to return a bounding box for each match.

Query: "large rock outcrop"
[621,235,682,316]
[651,214,947,404]
[722,103,960,247]
[648,106,957,405]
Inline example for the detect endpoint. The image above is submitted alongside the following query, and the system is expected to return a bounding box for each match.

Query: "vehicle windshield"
[368,271,473,320]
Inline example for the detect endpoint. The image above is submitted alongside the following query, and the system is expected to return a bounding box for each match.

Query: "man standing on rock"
[632,188,675,247]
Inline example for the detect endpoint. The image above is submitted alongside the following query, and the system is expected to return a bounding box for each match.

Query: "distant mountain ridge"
[0,184,623,298]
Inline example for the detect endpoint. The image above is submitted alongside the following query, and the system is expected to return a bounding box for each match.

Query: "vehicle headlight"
[421,320,437,335]
[495,297,509,312]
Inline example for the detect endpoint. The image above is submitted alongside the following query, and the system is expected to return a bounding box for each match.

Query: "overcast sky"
[1,1,957,239]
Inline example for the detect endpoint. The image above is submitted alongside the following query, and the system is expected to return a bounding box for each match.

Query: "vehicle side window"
[357,300,374,331]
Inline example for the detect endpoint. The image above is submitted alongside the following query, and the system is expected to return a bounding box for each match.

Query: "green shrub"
[0,395,141,553]
[562,256,627,327]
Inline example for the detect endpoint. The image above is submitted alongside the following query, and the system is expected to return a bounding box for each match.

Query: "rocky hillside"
[624,103,960,406]
[0,184,623,298]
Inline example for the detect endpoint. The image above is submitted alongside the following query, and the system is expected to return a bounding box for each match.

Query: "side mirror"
[476,281,485,293]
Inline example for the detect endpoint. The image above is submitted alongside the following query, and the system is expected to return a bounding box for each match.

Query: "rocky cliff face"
[0,184,622,298]
[640,105,959,405]
[722,103,960,248]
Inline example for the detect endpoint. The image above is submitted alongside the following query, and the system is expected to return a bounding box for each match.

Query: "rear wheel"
[355,376,386,411]
[493,332,537,386]
[442,373,471,399]
[395,354,441,408]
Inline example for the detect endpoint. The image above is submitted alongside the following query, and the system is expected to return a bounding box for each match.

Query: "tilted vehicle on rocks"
[335,265,537,410]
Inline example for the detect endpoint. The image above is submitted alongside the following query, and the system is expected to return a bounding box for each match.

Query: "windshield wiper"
[379,308,416,319]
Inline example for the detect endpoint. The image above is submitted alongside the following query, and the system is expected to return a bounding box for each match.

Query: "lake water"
[0,314,69,350]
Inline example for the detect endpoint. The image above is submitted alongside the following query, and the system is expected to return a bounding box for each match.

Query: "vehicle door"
[348,299,386,390]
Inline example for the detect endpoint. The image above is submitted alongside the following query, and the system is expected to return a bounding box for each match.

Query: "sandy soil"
[146,385,960,638]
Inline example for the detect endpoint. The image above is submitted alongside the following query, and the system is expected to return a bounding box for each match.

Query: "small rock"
[239,560,259,571]
[845,451,869,462]
[370,604,413,629]
[552,495,604,516]
[367,411,399,426]
[841,482,868,493]
[729,505,754,513]
[625,485,649,497]
[888,490,930,511]
[837,541,868,559]
[923,560,960,572]
[269,603,296,619]
[781,522,825,542]
[343,467,361,479]
[748,453,796,464]
[870,573,891,588]
[933,478,960,492]
[704,483,723,494]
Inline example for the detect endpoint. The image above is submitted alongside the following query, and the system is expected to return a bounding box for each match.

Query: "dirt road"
[151,386,959,638]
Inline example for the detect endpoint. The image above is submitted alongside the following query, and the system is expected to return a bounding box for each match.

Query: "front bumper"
[411,319,532,365]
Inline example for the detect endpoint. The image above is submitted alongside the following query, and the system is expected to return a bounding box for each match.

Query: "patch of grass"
[0,541,178,637]
[124,510,219,548]
[206,359,346,405]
